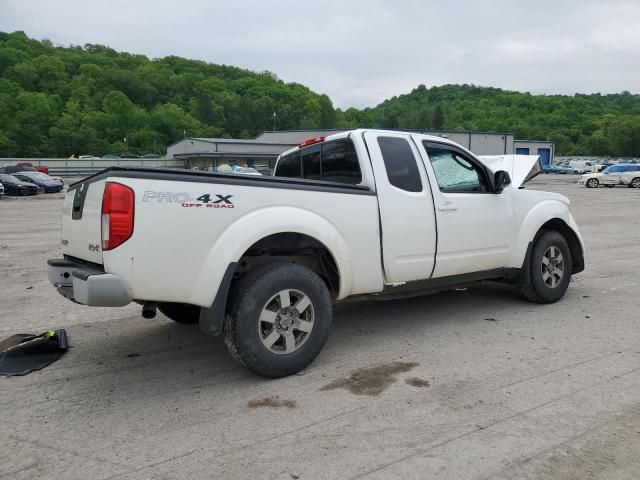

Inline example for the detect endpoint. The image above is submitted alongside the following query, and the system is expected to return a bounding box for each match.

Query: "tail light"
[101,182,134,250]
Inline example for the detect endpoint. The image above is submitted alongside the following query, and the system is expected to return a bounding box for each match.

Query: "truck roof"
[278,129,464,158]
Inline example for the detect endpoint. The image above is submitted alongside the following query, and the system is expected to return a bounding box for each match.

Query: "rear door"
[363,132,436,283]
[621,165,640,185]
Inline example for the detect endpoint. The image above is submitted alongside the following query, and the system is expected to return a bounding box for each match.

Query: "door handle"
[438,202,457,212]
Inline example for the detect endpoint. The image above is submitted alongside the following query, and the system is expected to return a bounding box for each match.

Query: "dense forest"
[345,85,640,157]
[1,31,639,157]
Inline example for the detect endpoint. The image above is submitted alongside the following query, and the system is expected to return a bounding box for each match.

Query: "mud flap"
[198,262,237,336]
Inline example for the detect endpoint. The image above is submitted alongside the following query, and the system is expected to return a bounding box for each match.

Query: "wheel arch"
[509,201,585,275]
[190,206,353,308]
[537,218,585,274]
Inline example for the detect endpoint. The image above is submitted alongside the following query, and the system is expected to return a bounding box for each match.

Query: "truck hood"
[478,154,541,188]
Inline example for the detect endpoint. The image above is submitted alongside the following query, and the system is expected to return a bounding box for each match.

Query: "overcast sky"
[1,0,639,108]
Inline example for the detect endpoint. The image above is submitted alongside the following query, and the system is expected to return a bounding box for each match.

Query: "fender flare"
[192,205,353,307]
[508,200,584,272]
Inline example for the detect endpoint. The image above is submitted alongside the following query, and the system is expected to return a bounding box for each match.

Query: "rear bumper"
[47,258,132,307]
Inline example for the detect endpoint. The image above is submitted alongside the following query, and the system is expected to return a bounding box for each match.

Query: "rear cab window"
[377,136,422,192]
[276,138,362,185]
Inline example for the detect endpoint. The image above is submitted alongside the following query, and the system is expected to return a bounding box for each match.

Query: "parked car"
[16,162,49,174]
[47,129,584,378]
[102,154,120,159]
[542,164,579,174]
[1,164,37,174]
[0,174,42,195]
[233,167,262,176]
[0,182,4,198]
[79,155,99,159]
[254,164,271,176]
[120,152,140,159]
[12,171,64,193]
[142,154,160,159]
[579,164,640,188]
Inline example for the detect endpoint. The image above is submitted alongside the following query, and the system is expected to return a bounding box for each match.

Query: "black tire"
[629,177,640,188]
[224,263,332,378]
[521,230,572,304]
[586,178,599,188]
[157,302,200,324]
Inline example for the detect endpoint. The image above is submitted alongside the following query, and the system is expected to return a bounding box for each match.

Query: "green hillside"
[337,84,640,156]
[0,31,335,157]
[1,31,639,157]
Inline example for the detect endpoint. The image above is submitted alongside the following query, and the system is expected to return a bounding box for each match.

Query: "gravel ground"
[0,175,639,480]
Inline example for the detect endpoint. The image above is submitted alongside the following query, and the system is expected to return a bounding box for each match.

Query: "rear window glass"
[377,137,422,192]
[276,138,361,185]
[277,152,301,177]
[302,145,321,181]
[321,140,360,184]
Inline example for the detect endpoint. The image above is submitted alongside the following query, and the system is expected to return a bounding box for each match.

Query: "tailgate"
[61,179,106,264]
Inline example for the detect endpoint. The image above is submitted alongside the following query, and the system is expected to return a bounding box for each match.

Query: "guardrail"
[0,158,186,176]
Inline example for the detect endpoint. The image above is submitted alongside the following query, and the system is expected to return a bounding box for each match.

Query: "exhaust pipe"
[141,302,157,319]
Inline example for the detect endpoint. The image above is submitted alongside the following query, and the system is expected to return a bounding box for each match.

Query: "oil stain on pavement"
[320,361,419,396]
[248,396,297,409]
[405,377,430,388]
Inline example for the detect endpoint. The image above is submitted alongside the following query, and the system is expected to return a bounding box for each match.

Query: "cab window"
[276,138,361,185]
[321,139,360,184]
[377,136,422,192]
[276,152,301,177]
[424,145,487,193]
[301,145,321,180]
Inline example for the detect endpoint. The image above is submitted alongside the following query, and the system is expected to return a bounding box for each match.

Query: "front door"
[363,132,437,284]
[600,166,623,185]
[415,138,517,278]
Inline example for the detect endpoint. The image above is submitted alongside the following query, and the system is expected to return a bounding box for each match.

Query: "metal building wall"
[166,138,294,158]
[513,140,555,164]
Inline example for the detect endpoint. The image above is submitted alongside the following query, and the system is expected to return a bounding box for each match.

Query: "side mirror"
[494,170,511,193]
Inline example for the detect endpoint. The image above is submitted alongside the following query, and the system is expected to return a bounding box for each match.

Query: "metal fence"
[0,158,185,176]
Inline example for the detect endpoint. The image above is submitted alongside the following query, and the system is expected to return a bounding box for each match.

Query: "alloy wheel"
[258,289,315,354]
[542,246,565,288]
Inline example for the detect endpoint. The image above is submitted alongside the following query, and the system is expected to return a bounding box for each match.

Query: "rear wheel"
[521,230,572,304]
[158,302,200,324]
[586,178,599,188]
[629,177,640,188]
[224,263,332,378]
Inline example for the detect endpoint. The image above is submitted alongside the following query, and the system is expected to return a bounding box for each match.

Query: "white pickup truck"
[48,129,584,377]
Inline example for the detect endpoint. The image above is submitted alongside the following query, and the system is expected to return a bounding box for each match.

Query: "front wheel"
[586,178,599,188]
[521,230,572,304]
[629,177,640,188]
[224,263,332,378]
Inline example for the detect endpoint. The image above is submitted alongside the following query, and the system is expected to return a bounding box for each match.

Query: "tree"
[432,105,445,129]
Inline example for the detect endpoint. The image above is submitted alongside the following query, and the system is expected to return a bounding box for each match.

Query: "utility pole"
[273,112,276,132]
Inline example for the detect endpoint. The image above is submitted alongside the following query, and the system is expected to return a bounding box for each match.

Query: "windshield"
[602,166,621,174]
[0,174,24,184]
[22,172,51,181]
